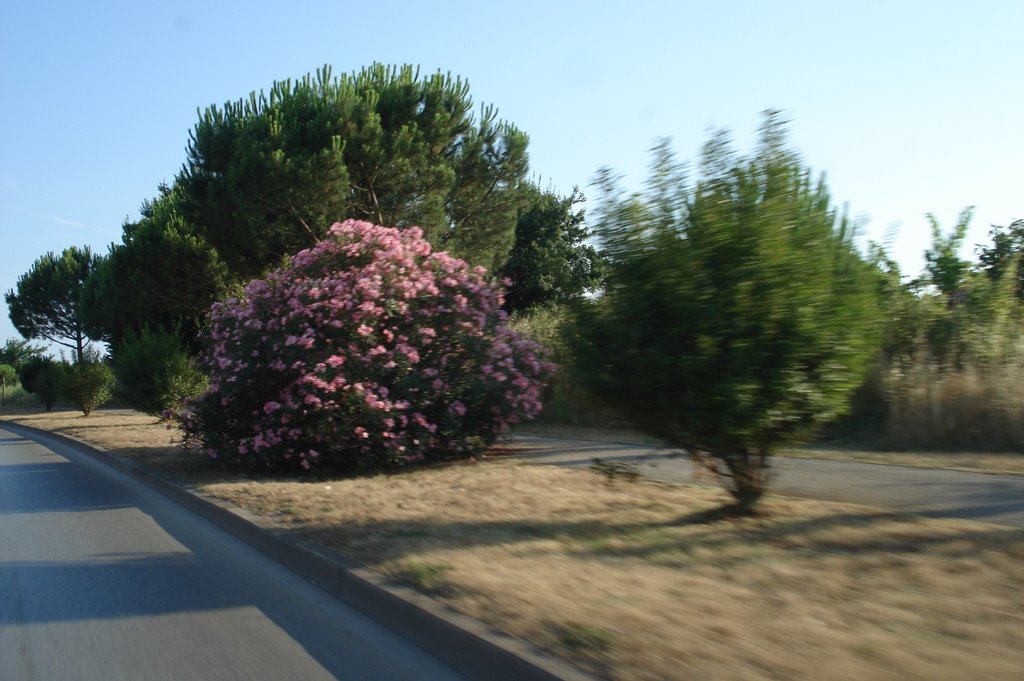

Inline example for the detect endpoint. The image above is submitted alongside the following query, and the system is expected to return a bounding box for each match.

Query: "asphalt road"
[0,425,466,681]
[512,435,1024,527]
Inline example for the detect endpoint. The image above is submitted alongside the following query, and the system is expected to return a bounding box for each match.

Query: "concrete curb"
[0,419,595,681]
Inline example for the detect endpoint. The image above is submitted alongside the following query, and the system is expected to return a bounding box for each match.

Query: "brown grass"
[882,359,1024,452]
[3,408,1023,680]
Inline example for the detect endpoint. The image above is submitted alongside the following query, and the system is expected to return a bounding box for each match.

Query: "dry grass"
[3,408,1023,680]
[882,359,1024,452]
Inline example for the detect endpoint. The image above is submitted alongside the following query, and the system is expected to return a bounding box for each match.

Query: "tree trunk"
[722,449,772,512]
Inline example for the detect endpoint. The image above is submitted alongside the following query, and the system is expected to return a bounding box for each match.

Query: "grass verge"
[2,408,1023,680]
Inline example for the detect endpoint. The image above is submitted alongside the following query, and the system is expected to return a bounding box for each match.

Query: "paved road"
[0,425,465,681]
[512,435,1024,527]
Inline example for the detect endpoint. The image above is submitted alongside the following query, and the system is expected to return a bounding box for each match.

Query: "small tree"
[978,218,1024,298]
[924,207,974,300]
[499,184,604,313]
[572,115,880,510]
[0,338,46,371]
[81,184,229,352]
[5,246,102,362]
[19,357,65,411]
[64,352,114,416]
[0,364,15,406]
[113,329,207,415]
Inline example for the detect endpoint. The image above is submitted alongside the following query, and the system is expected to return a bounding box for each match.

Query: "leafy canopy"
[499,184,604,313]
[0,338,46,372]
[572,114,881,508]
[5,246,102,362]
[81,183,229,351]
[179,63,529,278]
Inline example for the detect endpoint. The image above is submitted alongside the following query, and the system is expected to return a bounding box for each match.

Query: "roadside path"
[0,424,466,681]
[511,435,1024,527]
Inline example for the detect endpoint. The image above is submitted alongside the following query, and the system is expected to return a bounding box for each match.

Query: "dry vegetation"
[3,408,1023,680]
[881,359,1024,452]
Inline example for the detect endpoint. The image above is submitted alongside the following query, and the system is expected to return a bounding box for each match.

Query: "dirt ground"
[3,407,1023,681]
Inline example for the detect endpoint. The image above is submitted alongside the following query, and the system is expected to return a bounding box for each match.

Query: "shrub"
[114,329,207,415]
[572,119,880,510]
[180,220,553,471]
[64,355,114,416]
[507,305,612,426]
[19,356,65,410]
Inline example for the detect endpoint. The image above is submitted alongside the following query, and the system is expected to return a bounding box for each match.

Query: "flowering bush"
[179,220,553,471]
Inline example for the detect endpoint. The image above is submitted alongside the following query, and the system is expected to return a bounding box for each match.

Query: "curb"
[0,419,595,681]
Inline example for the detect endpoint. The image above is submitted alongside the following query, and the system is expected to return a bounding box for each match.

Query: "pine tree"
[179,64,529,278]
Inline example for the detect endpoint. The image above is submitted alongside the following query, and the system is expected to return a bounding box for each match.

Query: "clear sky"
[1,0,1021,349]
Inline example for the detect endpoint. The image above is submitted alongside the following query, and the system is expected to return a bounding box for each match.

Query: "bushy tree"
[64,351,114,416]
[0,338,45,372]
[5,246,102,362]
[571,116,880,509]
[81,184,229,351]
[113,328,207,414]
[924,207,974,300]
[499,185,604,313]
[179,220,552,471]
[978,218,1024,298]
[179,64,529,278]
[19,356,65,411]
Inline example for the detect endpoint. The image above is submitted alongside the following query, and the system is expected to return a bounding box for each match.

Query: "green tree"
[978,218,1024,297]
[64,352,114,416]
[113,328,207,414]
[571,116,880,510]
[179,64,529,278]
[81,184,229,351]
[0,338,45,372]
[0,364,15,406]
[924,207,974,300]
[499,185,604,313]
[19,356,65,411]
[5,246,101,362]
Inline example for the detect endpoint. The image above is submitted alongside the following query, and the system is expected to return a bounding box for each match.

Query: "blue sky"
[1,0,1021,349]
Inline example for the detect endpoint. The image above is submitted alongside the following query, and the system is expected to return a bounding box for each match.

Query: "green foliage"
[0,364,15,406]
[398,561,454,592]
[5,246,102,362]
[81,184,229,351]
[113,329,207,415]
[924,207,974,299]
[507,305,606,426]
[0,338,45,372]
[557,623,617,652]
[63,352,114,416]
[179,64,529,278]
[19,356,66,411]
[827,215,1024,448]
[571,115,880,508]
[978,218,1024,298]
[499,185,604,313]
